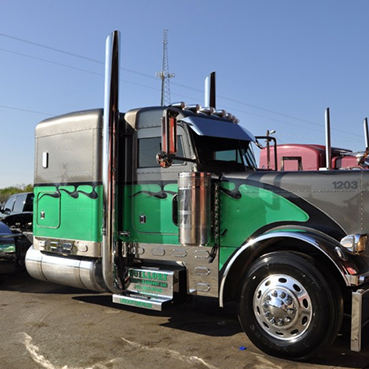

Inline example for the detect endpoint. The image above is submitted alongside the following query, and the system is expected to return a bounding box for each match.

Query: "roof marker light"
[213,109,227,117]
[199,107,215,115]
[185,104,201,113]
[170,102,186,109]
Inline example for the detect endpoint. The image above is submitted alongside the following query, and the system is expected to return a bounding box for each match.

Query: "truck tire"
[237,251,343,360]
[0,275,7,284]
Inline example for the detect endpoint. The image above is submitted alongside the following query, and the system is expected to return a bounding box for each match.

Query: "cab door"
[131,125,192,244]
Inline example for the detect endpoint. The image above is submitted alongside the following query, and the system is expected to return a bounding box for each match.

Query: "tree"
[0,184,33,204]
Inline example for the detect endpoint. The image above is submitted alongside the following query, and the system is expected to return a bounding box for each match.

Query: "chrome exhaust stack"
[325,107,332,170]
[204,71,216,109]
[26,31,122,293]
[102,30,121,293]
[364,117,369,149]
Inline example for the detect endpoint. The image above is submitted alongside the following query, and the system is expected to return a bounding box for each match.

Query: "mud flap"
[351,286,369,351]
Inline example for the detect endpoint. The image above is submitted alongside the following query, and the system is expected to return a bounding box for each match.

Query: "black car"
[0,193,33,275]
[0,192,33,219]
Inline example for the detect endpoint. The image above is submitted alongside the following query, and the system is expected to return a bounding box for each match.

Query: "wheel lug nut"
[280,292,286,299]
[271,291,278,297]
[277,319,284,326]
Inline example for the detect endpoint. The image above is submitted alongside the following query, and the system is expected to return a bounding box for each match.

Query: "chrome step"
[113,292,173,311]
[112,265,185,311]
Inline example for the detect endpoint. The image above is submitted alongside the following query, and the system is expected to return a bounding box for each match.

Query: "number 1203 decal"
[332,181,358,190]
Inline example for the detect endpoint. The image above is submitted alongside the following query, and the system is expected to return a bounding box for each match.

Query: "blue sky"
[1,0,369,187]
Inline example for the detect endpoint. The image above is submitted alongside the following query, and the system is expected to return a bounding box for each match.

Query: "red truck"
[259,143,366,171]
[259,111,369,171]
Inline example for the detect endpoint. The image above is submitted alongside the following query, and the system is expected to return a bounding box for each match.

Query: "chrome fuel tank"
[25,246,106,292]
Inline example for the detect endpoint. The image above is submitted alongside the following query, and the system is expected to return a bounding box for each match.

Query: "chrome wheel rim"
[253,274,313,341]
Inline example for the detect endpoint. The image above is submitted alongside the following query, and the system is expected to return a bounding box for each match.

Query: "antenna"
[156,29,175,106]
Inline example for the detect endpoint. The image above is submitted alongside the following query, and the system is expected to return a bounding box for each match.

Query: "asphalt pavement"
[1,269,369,369]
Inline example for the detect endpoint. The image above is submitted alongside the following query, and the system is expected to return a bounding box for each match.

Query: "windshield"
[192,133,257,172]
[243,143,257,168]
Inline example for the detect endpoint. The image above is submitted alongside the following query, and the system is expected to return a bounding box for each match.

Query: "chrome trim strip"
[33,237,101,258]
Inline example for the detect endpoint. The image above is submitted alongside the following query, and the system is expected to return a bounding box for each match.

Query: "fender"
[219,227,363,307]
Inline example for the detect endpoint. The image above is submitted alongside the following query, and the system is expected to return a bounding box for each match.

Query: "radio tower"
[156,29,175,106]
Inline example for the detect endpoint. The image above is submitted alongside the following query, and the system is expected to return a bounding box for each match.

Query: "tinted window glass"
[193,133,257,171]
[3,196,15,213]
[13,194,27,212]
[215,149,243,163]
[24,194,34,211]
[138,137,184,168]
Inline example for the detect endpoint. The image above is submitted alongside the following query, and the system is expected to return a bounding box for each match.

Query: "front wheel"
[238,252,343,360]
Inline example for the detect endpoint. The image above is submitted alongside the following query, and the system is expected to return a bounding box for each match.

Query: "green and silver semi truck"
[24,31,369,360]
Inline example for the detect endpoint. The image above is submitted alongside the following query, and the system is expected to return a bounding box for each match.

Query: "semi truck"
[259,110,369,171]
[259,143,365,171]
[18,31,369,360]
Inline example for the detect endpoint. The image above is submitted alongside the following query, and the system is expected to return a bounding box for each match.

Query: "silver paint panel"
[239,170,369,236]
[35,109,103,184]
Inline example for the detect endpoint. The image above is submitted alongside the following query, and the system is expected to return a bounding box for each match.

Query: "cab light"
[347,267,357,275]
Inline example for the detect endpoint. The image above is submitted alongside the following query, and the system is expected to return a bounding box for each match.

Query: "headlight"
[340,234,368,254]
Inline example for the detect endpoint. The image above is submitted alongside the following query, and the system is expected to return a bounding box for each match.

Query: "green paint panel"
[125,183,180,245]
[220,183,309,248]
[32,178,310,274]
[36,190,60,228]
[33,185,103,242]
[219,246,237,271]
[132,184,175,233]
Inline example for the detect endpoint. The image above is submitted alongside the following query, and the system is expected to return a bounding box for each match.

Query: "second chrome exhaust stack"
[102,30,121,293]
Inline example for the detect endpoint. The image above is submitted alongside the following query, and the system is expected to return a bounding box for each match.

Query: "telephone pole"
[156,29,175,106]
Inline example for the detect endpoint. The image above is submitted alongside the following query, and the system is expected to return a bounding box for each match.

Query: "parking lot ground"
[1,269,369,369]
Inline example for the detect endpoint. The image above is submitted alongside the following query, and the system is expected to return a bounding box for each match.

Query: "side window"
[13,194,27,212]
[215,149,243,163]
[138,136,185,168]
[3,196,15,213]
[138,137,161,168]
[24,194,34,212]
